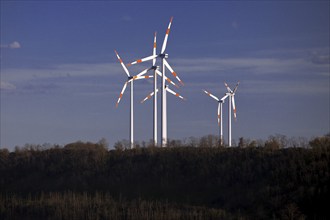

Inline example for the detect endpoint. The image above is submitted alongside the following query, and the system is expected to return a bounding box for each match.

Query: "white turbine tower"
[152,32,158,146]
[203,89,229,146]
[224,81,240,147]
[114,50,153,149]
[128,17,184,147]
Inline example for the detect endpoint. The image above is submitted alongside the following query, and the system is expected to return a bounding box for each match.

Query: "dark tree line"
[0,134,329,219]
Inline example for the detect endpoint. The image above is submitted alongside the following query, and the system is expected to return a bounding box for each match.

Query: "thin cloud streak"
[173,57,329,76]
[1,63,122,83]
[0,41,21,49]
[186,79,329,96]
[0,81,16,90]
[2,54,328,97]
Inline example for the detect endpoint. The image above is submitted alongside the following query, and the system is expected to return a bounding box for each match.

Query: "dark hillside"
[0,140,329,219]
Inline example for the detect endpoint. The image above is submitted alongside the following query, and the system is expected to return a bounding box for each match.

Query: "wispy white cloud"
[9,41,21,49]
[172,55,329,77]
[2,51,328,97]
[0,81,16,90]
[241,79,329,95]
[310,52,330,65]
[0,41,21,49]
[1,62,122,83]
[186,79,329,96]
[0,62,153,96]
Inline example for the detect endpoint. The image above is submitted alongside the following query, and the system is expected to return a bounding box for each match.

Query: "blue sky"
[1,1,329,150]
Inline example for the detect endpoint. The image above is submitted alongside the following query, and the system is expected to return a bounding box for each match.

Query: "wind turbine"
[224,81,240,147]
[128,17,184,147]
[114,50,153,149]
[125,32,178,146]
[203,89,229,146]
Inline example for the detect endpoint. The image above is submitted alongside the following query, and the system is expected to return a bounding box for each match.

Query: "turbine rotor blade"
[161,16,173,54]
[220,94,229,102]
[156,70,179,88]
[141,88,159,103]
[153,32,157,66]
[116,82,128,107]
[233,81,240,93]
[232,96,237,120]
[128,55,157,66]
[224,82,233,93]
[137,68,152,77]
[166,86,186,101]
[163,59,184,86]
[127,75,154,83]
[114,50,130,77]
[203,90,220,102]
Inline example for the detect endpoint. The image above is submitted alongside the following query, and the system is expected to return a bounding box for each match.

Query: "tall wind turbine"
[203,90,229,146]
[114,50,153,149]
[126,32,178,146]
[128,17,184,147]
[224,81,240,147]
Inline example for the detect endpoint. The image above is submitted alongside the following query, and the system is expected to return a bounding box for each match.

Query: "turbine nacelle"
[159,53,168,59]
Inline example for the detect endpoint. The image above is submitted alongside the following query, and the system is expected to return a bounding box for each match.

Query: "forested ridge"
[0,135,329,219]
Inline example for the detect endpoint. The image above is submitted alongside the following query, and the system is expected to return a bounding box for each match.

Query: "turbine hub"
[159,53,168,59]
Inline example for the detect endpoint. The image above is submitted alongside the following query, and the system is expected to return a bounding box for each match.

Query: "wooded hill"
[0,135,329,219]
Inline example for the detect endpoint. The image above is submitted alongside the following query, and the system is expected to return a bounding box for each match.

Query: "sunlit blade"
[224,82,233,93]
[153,32,157,66]
[137,68,152,77]
[220,94,229,102]
[141,89,159,103]
[163,59,184,86]
[114,50,130,77]
[127,55,157,66]
[203,89,219,102]
[116,82,128,108]
[156,70,179,88]
[233,81,240,93]
[232,96,237,120]
[127,75,154,83]
[166,86,186,101]
[161,16,173,54]
[217,103,221,126]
